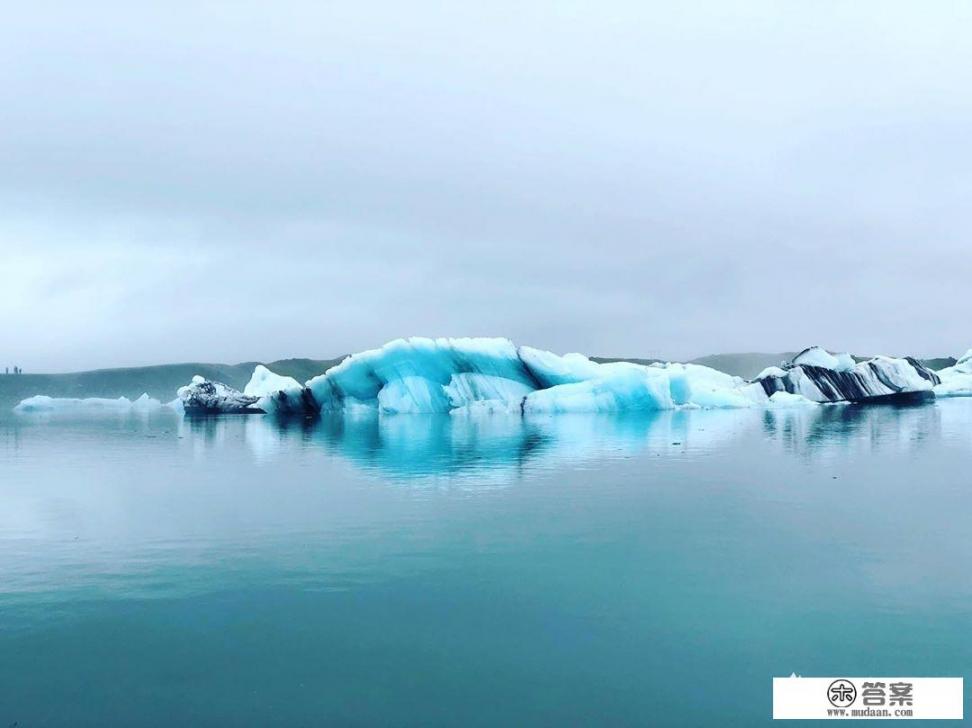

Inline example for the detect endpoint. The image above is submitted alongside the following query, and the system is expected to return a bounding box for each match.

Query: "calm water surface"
[2,402,971,726]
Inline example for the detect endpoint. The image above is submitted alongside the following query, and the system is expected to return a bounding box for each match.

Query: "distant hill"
[590,356,663,367]
[0,357,343,413]
[919,357,957,371]
[686,352,798,379]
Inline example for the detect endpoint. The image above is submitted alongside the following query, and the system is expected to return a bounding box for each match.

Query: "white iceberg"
[933,349,972,397]
[244,365,301,398]
[244,365,303,412]
[14,393,168,414]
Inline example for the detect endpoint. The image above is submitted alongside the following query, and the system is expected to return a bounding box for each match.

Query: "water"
[1,401,970,726]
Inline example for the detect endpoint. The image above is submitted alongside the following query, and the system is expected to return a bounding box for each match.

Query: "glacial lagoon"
[1,401,971,725]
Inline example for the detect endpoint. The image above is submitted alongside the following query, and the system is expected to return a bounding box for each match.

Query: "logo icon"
[828,679,857,708]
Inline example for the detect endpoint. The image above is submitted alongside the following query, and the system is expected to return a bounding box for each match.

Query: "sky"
[2,1,972,371]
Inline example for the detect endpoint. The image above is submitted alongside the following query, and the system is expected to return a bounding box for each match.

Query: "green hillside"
[590,356,663,367]
[919,357,957,371]
[0,358,343,413]
[687,352,798,379]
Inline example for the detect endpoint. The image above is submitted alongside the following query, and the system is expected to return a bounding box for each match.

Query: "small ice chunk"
[14,394,165,414]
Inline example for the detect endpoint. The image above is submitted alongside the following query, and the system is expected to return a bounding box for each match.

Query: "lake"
[1,401,970,725]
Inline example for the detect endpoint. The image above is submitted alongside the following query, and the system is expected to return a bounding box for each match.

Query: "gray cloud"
[2,1,972,370]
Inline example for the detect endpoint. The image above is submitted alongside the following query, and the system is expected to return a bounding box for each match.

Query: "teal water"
[1,402,970,725]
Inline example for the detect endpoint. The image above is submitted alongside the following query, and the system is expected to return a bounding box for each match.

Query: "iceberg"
[243,365,304,413]
[934,349,972,397]
[750,346,938,404]
[14,393,168,414]
[257,337,760,415]
[305,337,539,413]
[244,365,301,398]
[234,407,755,478]
[177,376,264,414]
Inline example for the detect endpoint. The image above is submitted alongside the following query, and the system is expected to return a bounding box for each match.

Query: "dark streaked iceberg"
[751,346,939,404]
[177,376,264,414]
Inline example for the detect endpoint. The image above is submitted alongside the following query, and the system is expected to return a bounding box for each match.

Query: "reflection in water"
[760,400,952,461]
[7,400,970,481]
[4,401,971,606]
[174,401,972,478]
[3,401,972,727]
[225,408,757,478]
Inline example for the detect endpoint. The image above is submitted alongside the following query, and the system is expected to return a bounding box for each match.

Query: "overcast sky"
[2,1,972,371]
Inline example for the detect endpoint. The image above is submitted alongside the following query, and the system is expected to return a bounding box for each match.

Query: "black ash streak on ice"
[756,349,940,405]
[177,377,264,415]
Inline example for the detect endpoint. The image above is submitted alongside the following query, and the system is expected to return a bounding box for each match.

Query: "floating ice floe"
[13,393,170,414]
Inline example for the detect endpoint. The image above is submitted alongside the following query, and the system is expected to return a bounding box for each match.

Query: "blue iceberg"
[256,337,760,415]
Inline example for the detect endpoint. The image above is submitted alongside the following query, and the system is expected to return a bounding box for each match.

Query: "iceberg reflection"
[227,408,756,478]
[213,400,970,478]
[760,400,945,460]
